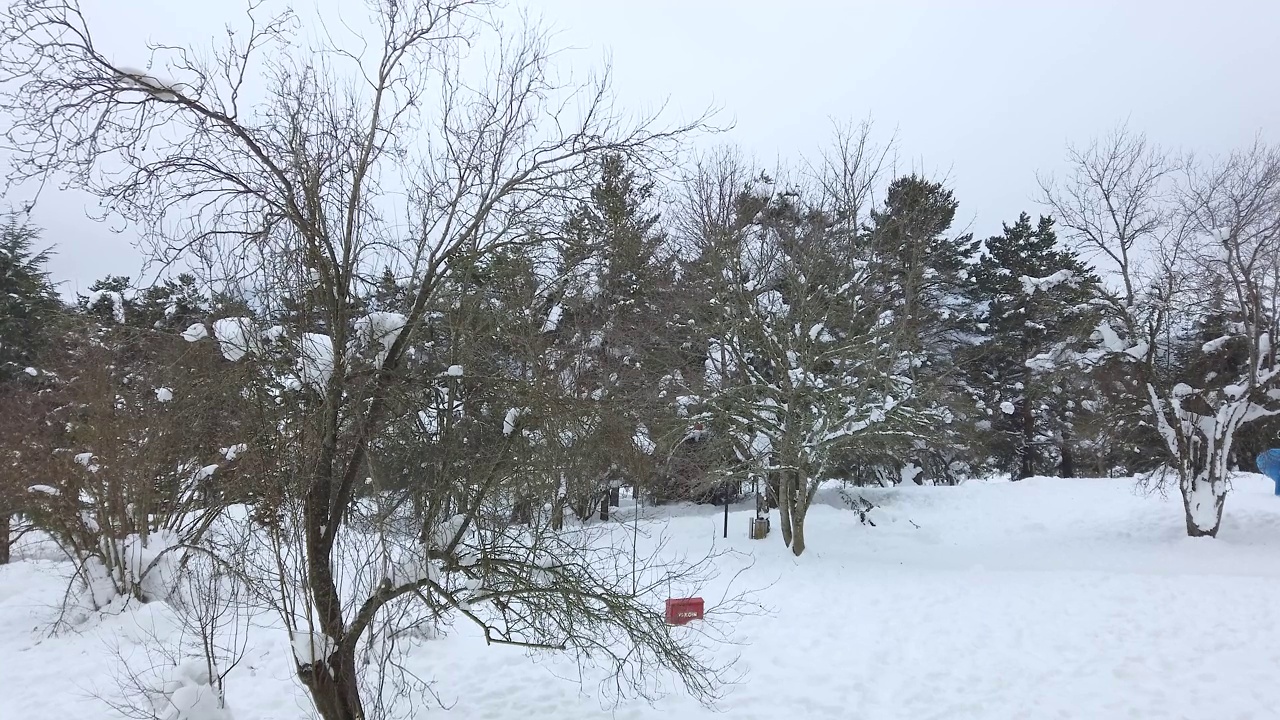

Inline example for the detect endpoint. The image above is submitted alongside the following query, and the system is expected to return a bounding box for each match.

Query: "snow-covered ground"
[4,474,1280,719]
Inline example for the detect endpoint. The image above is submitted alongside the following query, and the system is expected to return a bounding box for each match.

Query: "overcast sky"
[9,0,1280,293]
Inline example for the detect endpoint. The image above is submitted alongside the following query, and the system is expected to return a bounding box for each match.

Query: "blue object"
[1255,449,1280,496]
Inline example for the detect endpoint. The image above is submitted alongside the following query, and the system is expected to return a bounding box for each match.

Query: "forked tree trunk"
[776,468,809,556]
[510,497,532,525]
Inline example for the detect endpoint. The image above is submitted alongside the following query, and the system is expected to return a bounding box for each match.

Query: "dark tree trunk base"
[0,514,9,565]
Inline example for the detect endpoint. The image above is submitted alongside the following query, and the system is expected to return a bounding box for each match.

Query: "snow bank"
[633,424,656,455]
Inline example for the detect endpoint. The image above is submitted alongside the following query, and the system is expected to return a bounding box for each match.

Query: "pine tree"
[861,176,980,484]
[966,213,1099,478]
[131,273,210,332]
[0,216,60,563]
[866,176,979,353]
[542,153,676,519]
[0,216,60,382]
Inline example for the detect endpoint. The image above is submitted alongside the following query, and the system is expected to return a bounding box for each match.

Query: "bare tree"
[0,1,727,718]
[1042,129,1280,537]
[1039,125,1177,308]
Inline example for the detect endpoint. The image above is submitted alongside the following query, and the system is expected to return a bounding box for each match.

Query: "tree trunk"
[790,509,806,556]
[1018,398,1035,480]
[551,476,566,530]
[766,470,780,510]
[0,513,9,565]
[599,493,609,522]
[776,470,793,549]
[551,499,564,531]
[776,468,809,556]
[609,486,620,507]
[298,644,365,720]
[510,497,532,525]
[1058,427,1075,478]
[790,470,811,556]
[1181,474,1226,538]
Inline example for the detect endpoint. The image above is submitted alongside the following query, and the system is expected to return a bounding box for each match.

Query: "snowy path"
[4,475,1280,719]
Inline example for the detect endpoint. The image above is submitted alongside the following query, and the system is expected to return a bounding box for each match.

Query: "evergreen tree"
[543,153,678,519]
[860,176,980,484]
[866,176,979,354]
[0,216,60,564]
[966,213,1099,478]
[0,216,60,382]
[131,273,210,332]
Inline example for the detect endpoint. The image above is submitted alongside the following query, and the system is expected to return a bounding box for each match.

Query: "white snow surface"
[1019,269,1077,295]
[354,311,406,368]
[181,323,208,343]
[290,630,334,667]
[542,303,563,333]
[298,333,335,390]
[6,475,1280,718]
[212,318,258,362]
[155,387,174,403]
[503,408,522,437]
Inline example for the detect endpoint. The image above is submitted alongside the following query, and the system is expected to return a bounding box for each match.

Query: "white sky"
[8,0,1279,292]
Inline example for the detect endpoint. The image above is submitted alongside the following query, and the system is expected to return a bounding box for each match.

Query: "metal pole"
[723,491,729,538]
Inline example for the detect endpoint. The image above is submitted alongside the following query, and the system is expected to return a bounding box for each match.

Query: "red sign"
[664,597,705,625]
